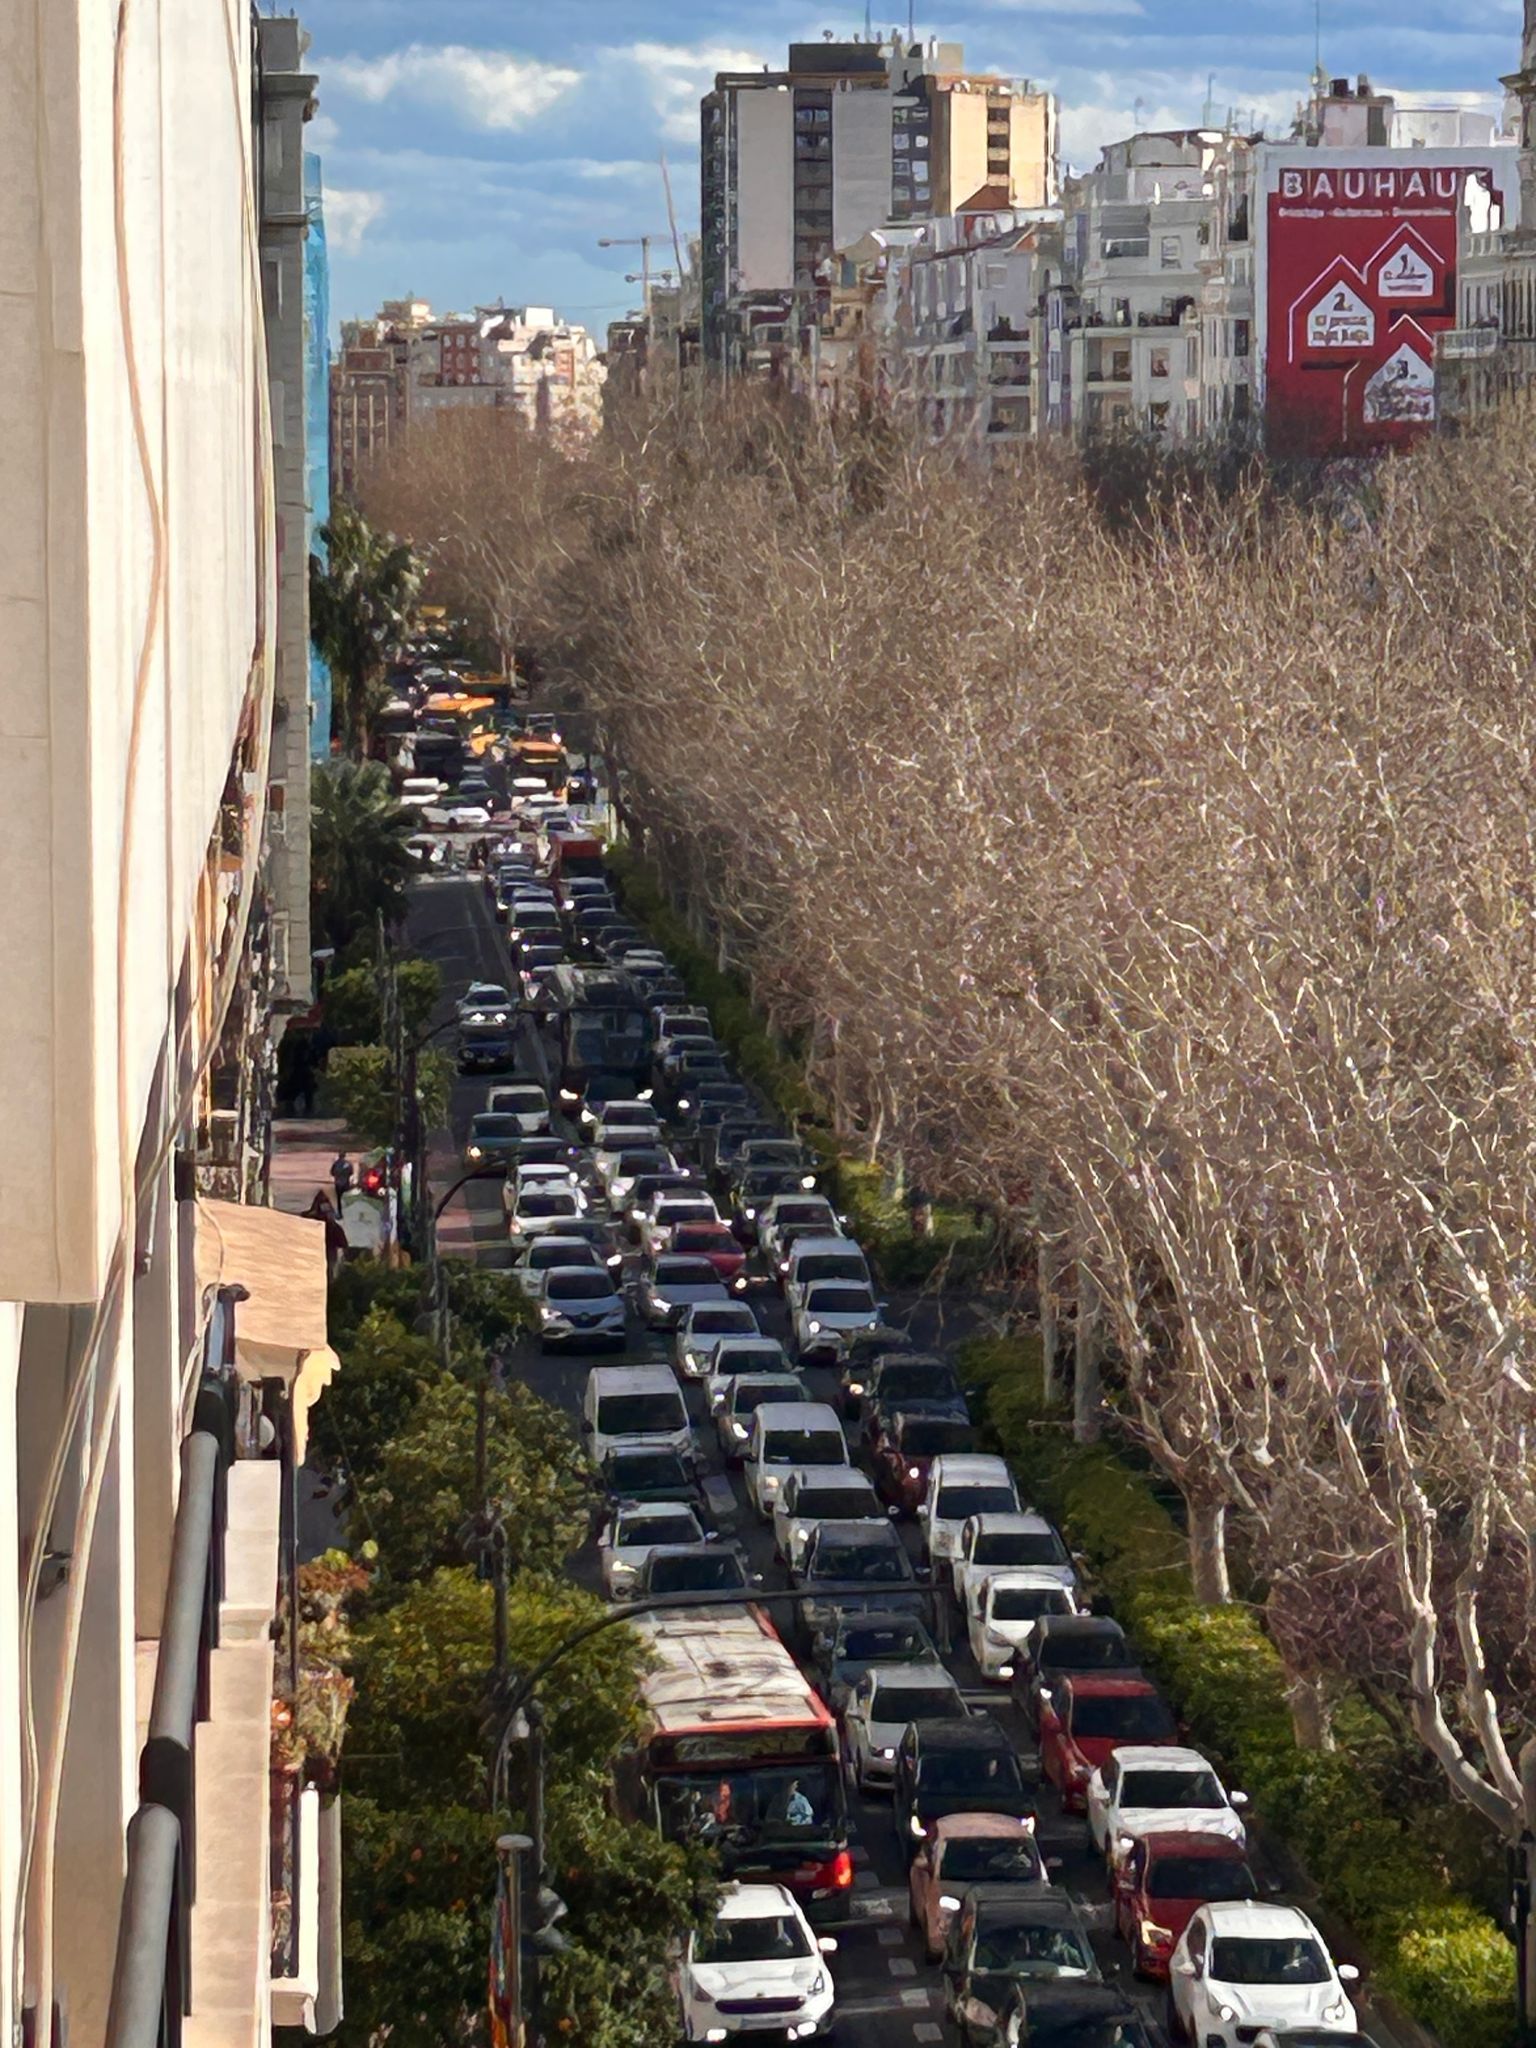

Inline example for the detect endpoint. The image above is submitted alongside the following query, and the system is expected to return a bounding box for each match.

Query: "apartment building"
[330,312,420,496]
[406,306,606,435]
[700,36,1056,369]
[1,9,340,2048]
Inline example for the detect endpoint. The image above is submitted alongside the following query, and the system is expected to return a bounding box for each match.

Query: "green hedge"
[605,841,992,1286]
[959,1337,1516,2048]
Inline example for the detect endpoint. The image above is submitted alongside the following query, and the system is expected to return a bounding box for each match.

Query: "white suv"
[1169,1901,1359,2046]
[679,1883,837,2043]
[916,1455,1021,1571]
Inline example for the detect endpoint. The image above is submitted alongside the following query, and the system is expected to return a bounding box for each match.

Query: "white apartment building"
[405,305,606,436]
[1,9,340,2048]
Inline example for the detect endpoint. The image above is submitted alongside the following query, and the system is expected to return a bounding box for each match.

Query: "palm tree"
[310,501,424,757]
[310,760,418,952]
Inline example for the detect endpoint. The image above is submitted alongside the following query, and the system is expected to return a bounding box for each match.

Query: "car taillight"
[801,1850,853,1896]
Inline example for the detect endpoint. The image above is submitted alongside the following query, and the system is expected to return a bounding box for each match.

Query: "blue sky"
[301,0,1519,339]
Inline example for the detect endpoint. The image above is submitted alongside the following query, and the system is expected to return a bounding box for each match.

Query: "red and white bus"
[615,1606,853,1917]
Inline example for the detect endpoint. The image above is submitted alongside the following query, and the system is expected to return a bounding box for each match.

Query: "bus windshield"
[656,1762,842,1850]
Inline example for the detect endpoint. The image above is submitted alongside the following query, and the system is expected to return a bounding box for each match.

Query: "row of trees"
[317,1261,708,2048]
[363,393,1536,1863]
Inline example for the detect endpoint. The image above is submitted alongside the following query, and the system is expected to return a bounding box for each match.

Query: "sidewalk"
[269,1116,352,1217]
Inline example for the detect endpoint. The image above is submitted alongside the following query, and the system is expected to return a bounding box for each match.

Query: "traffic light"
[359,1161,385,1196]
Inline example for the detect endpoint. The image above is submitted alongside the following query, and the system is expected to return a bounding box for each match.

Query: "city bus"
[510,735,569,797]
[613,1607,853,1917]
[545,965,652,1093]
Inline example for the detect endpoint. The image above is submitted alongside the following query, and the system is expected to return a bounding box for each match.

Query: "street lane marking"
[887,1957,917,1978]
[900,1988,933,2008]
[913,2024,943,2041]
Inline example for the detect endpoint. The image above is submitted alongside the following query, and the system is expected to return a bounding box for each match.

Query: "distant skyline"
[301,0,1517,338]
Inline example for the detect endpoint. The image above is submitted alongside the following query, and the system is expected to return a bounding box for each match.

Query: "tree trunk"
[1073,1261,1101,1443]
[1188,1496,1231,1604]
[1039,1233,1059,1405]
[1286,1672,1335,1751]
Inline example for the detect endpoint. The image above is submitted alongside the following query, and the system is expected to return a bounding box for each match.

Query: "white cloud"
[613,40,770,143]
[569,158,653,181]
[324,187,387,254]
[980,0,1145,14]
[308,111,341,148]
[1055,72,1302,170]
[327,44,582,130]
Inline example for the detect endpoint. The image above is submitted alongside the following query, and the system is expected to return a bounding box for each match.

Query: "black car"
[894,1721,1037,1861]
[858,1353,970,1439]
[942,1891,1104,2048]
[1010,1616,1138,1725]
[810,1609,945,1707]
[992,1982,1160,2048]
[633,1545,751,1597]
[457,1023,518,1074]
[834,1327,916,1415]
[796,1520,926,1646]
[597,1445,710,1521]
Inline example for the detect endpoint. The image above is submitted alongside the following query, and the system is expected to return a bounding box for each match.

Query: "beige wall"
[942,89,990,213]
[1010,96,1056,207]
[737,90,795,291]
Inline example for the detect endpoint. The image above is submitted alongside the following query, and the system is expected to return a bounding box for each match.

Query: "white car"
[1086,1745,1248,1863]
[965,1570,1080,1681]
[599,1500,709,1597]
[456,981,515,1025]
[951,1511,1075,1607]
[842,1661,969,1792]
[759,1195,842,1268]
[790,1282,884,1365]
[506,1161,585,1212]
[486,1082,551,1134]
[771,1467,886,1573]
[744,1402,849,1520]
[639,1192,722,1258]
[399,775,445,808]
[512,1235,604,1303]
[703,1335,793,1406]
[506,1186,585,1246]
[712,1374,805,1462]
[783,1236,872,1316]
[679,1883,837,2044]
[673,1303,763,1380]
[1169,1902,1360,2045]
[917,1455,1022,1571]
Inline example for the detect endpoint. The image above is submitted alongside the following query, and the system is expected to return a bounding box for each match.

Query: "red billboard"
[1262,152,1512,457]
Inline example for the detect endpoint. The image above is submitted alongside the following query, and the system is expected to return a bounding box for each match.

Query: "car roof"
[983,1569,1077,1594]
[615,1500,701,1523]
[725,1373,803,1396]
[784,1467,874,1493]
[1039,1615,1125,1641]
[870,1661,960,1687]
[1139,1829,1250,1858]
[934,1812,1039,1841]
[684,1305,757,1326]
[588,1364,677,1392]
[757,1401,844,1428]
[931,1455,1015,1484]
[789,1234,865,1256]
[813,1516,902,1544]
[713,1337,784,1359]
[913,1719,1014,1751]
[968,1891,1086,1923]
[965,1512,1055,1535]
[545,1265,617,1285]
[1114,1745,1215,1773]
[1018,1990,1142,2024]
[715,1883,798,1921]
[1201,1901,1317,1938]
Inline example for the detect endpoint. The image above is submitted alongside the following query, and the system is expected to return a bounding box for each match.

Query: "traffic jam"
[436,749,1372,2048]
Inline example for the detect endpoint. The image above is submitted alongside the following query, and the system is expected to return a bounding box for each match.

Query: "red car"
[1038,1675,1179,1813]
[672,1222,748,1291]
[869,1409,978,1516]
[1111,1830,1258,1979]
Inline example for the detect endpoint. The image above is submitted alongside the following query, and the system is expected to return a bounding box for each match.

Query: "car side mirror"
[1229,1789,1249,1807]
[888,1504,901,1517]
[1337,1964,1360,1983]
[817,1936,839,1954]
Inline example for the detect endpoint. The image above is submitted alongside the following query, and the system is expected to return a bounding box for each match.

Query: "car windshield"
[796,1255,868,1284]
[598,1393,685,1435]
[775,1203,836,1228]
[972,1918,1094,1975]
[1026,2018,1146,2048]
[647,1552,746,1592]
[474,1116,519,1137]
[658,1763,841,1850]
[658,1204,716,1225]
[874,1686,964,1723]
[937,1484,1017,1521]
[677,1227,735,1250]
[657,1260,720,1287]
[919,1749,1025,1796]
[1209,1938,1328,1986]
[813,1541,906,1581]
[720,1349,787,1376]
[941,1837,1045,1886]
[520,1193,578,1217]
[529,1242,594,1270]
[993,1587,1074,1622]
[1119,1769,1224,1809]
[616,1151,668,1174]
[795,1487,877,1520]
[1042,1633,1132,1671]
[805,1286,876,1315]
[763,1430,848,1467]
[1072,1695,1178,1741]
[900,1420,976,1456]
[695,1912,814,1965]
[975,1531,1068,1568]
[732,1380,804,1415]
[605,1451,686,1490]
[839,1621,932,1662]
[546,1272,614,1301]
[496,1090,545,1112]
[879,1365,960,1402]
[689,1308,756,1335]
[1147,1857,1257,1903]
[616,1514,701,1548]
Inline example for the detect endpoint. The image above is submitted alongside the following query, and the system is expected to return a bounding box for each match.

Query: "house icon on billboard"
[1290,255,1375,361]
[1370,225,1441,304]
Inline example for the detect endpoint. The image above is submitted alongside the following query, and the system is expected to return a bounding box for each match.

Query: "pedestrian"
[330,1151,354,1202]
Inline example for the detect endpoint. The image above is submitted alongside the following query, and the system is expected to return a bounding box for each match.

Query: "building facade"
[0,8,341,2048]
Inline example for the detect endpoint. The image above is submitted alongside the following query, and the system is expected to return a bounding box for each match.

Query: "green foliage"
[323,958,443,1046]
[347,1568,498,1807]
[353,1376,592,1586]
[310,501,424,755]
[326,1257,432,1348]
[308,1305,438,1487]
[322,1041,452,1150]
[311,759,419,951]
[958,1337,1517,2048]
[445,1261,537,1347]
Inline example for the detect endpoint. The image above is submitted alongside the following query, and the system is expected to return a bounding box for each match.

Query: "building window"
[1233,318,1251,359]
[1149,347,1169,378]
[1111,348,1131,380]
[1160,235,1180,269]
[914,133,929,151]
[893,133,910,151]
[1148,400,1170,430]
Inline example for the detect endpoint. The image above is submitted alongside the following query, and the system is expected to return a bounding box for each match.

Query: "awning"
[195,1199,340,1459]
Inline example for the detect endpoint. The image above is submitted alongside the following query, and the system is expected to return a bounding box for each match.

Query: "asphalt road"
[405,871,1154,2048]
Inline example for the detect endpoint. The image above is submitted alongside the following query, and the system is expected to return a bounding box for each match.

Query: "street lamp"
[597,234,669,319]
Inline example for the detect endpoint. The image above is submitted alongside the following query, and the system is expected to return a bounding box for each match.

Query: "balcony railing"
[1438,326,1500,360]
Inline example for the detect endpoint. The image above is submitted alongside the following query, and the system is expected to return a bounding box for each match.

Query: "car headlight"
[794,1526,809,1543]
[653,1297,671,1311]
[732,1275,748,1291]
[808,1320,822,1335]
[730,1421,748,1439]
[909,1815,927,1836]
[607,1253,623,1268]
[559,1089,579,1103]
[540,1305,560,1321]
[998,1664,1014,1678]
[800,1174,817,1189]
[1323,1999,1348,2023]
[677,1098,691,1112]
[638,1088,653,1100]
[630,1207,645,1221]
[744,1207,757,1220]
[847,1381,864,1396]
[808,1971,827,1999]
[880,1746,896,1759]
[907,1465,920,1479]
[493,1012,508,1024]
[468,1146,483,1160]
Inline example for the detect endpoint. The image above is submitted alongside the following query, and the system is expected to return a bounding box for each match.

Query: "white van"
[743,1401,848,1519]
[783,1235,872,1314]
[917,1454,1021,1569]
[581,1365,692,1468]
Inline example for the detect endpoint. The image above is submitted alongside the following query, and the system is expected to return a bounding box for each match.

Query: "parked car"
[941,1891,1101,2048]
[1167,1903,1359,2044]
[713,1373,808,1465]
[771,1467,886,1573]
[537,1265,626,1350]
[635,1254,730,1330]
[908,1814,1052,1963]
[843,1661,969,1794]
[872,1410,981,1517]
[599,1500,710,1597]
[1111,1830,1258,1980]
[1039,1676,1178,1813]
[966,1572,1081,1682]
[894,1720,1038,1863]
[672,1302,764,1380]
[677,1883,837,2045]
[1085,1745,1248,1865]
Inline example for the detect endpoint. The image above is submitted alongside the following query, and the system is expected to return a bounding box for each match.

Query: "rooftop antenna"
[864,0,873,37]
[1313,0,1322,71]
[908,0,915,45]
[1133,94,1146,129]
[1202,71,1215,124]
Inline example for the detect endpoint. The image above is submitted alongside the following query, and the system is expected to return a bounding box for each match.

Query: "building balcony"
[989,361,1031,387]
[1438,326,1501,360]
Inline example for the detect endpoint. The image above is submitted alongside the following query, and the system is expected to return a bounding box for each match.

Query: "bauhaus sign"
[1263,149,1512,457]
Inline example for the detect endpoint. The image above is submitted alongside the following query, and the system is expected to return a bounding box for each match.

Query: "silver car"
[635,1254,729,1330]
[702,1334,793,1406]
[842,1661,969,1793]
[673,1302,762,1379]
[771,1467,887,1573]
[712,1373,807,1464]
[791,1282,884,1365]
[537,1265,627,1350]
[512,1235,604,1303]
[598,1500,709,1598]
